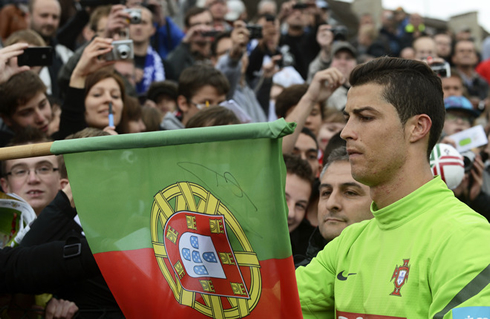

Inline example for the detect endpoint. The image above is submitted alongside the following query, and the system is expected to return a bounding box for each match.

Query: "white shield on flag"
[179,232,226,279]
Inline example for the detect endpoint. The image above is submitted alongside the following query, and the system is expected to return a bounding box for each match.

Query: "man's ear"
[59,178,69,190]
[408,114,432,143]
[1,177,10,194]
[177,95,189,113]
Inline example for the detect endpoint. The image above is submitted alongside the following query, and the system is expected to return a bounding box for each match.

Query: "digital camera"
[461,151,476,173]
[430,62,451,78]
[123,8,142,24]
[331,26,348,41]
[104,39,134,61]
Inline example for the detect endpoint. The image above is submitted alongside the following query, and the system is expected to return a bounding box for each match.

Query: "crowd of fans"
[0,0,490,317]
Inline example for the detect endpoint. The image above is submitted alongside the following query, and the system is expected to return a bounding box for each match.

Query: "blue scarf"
[136,45,165,94]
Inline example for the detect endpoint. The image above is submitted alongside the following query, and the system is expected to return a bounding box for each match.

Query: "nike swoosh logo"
[337,271,357,281]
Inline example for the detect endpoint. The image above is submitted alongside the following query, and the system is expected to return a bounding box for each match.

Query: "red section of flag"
[94,249,302,318]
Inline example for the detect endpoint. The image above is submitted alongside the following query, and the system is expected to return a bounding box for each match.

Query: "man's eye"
[296,203,306,211]
[18,110,33,117]
[321,190,331,197]
[13,169,27,176]
[308,155,317,160]
[38,166,51,173]
[360,115,373,121]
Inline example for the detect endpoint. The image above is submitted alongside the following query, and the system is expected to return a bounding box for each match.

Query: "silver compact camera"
[123,8,142,24]
[430,61,451,78]
[104,39,134,61]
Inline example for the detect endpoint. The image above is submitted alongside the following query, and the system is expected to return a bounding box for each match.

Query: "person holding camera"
[213,20,268,123]
[166,7,214,80]
[278,0,322,81]
[442,96,490,216]
[307,23,333,83]
[54,37,128,139]
[129,6,165,94]
[57,4,134,98]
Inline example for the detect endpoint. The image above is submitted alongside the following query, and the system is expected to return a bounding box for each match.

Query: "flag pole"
[0,142,54,161]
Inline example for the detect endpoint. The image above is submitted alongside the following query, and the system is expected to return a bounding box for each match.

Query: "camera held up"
[103,39,134,61]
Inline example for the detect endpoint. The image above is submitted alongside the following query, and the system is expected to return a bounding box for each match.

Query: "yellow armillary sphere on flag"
[151,181,262,318]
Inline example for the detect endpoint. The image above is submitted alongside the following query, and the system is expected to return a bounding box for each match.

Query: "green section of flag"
[60,120,294,261]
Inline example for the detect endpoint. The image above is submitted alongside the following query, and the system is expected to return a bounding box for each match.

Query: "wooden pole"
[0,142,54,161]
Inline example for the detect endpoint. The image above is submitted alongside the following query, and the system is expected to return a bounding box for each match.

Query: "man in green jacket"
[296,57,490,318]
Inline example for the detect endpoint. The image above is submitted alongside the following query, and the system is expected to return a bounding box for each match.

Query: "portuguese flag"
[50,119,303,318]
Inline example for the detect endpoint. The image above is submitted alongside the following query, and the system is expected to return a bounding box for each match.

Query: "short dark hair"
[349,57,445,159]
[275,84,308,119]
[178,65,230,103]
[186,106,241,128]
[283,154,313,184]
[147,80,178,104]
[184,7,210,28]
[0,71,47,118]
[320,146,349,179]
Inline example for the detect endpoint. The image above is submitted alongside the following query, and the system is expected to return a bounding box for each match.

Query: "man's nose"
[326,190,342,212]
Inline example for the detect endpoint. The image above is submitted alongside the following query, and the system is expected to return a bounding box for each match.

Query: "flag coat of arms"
[51,120,303,318]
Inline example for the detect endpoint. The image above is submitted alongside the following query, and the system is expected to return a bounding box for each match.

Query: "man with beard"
[27,0,73,98]
[166,7,214,79]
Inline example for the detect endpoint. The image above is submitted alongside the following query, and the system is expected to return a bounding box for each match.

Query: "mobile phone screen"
[17,47,54,67]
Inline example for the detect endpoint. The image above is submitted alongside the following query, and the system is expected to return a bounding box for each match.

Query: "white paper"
[449,125,488,153]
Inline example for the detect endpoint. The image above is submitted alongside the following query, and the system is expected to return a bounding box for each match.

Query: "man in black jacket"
[295,146,372,267]
[1,237,99,294]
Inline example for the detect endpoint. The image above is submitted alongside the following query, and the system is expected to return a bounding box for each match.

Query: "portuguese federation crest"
[390,259,410,296]
[150,182,261,318]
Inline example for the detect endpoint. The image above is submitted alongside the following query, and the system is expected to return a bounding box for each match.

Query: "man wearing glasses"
[0,138,67,216]
[161,64,229,129]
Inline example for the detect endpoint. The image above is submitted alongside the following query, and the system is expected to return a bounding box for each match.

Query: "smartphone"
[17,47,54,67]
